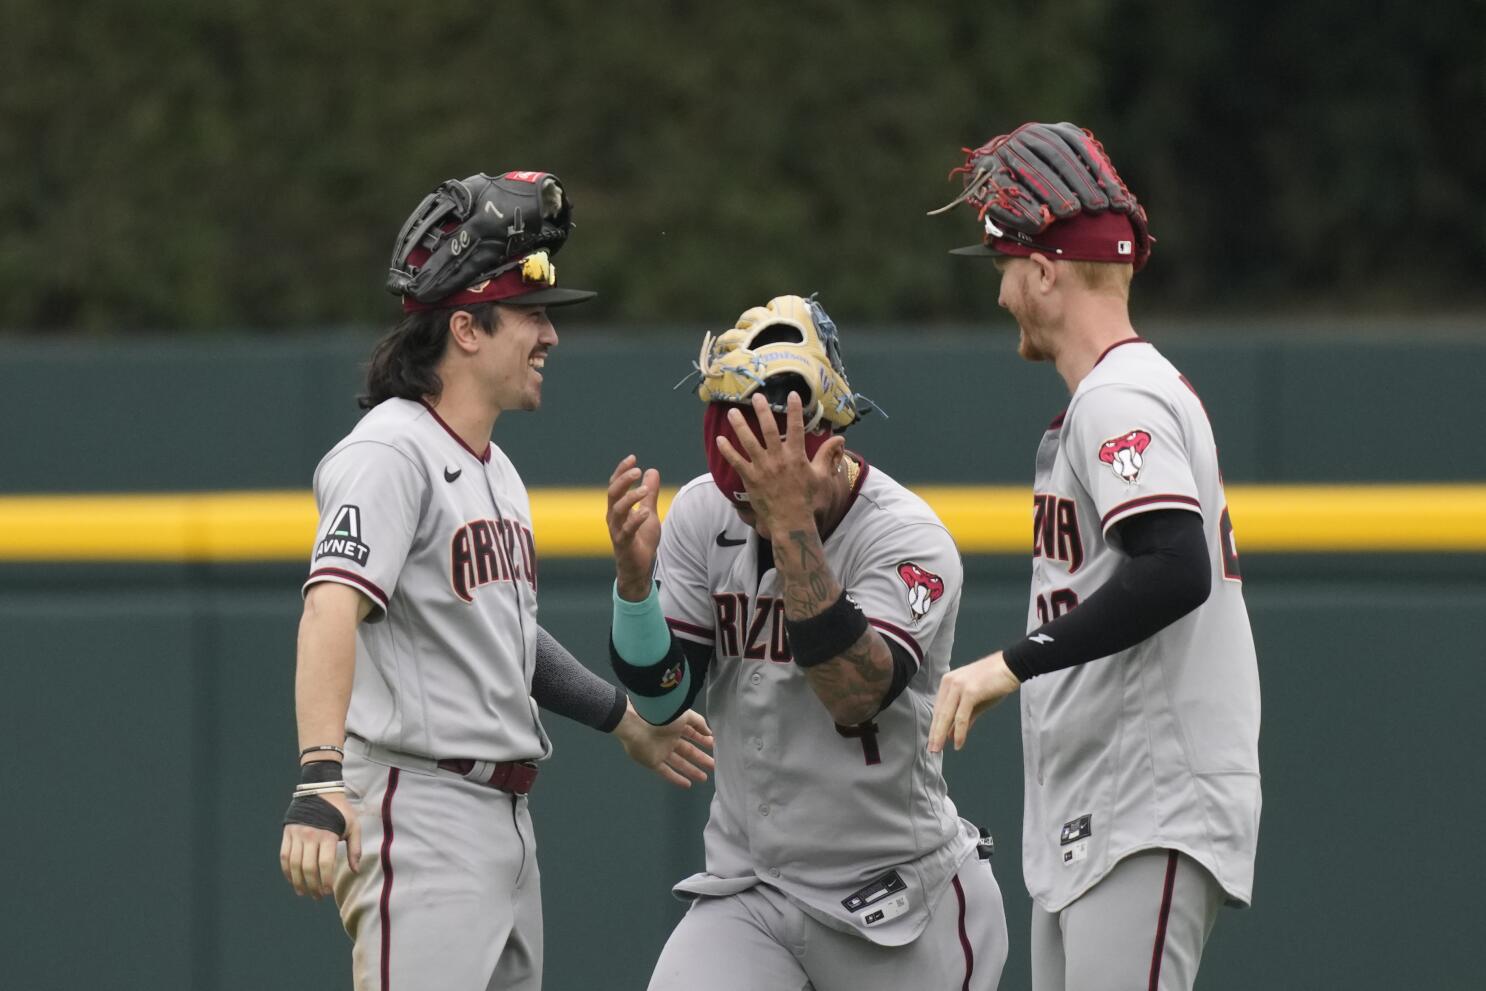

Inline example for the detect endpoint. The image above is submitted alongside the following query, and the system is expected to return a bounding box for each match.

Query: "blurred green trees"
[2,0,1481,332]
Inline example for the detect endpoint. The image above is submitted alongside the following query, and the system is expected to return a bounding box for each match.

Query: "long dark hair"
[358,302,499,410]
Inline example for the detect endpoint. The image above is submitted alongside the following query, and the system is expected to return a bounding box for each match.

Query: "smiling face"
[993,255,1055,362]
[484,303,558,412]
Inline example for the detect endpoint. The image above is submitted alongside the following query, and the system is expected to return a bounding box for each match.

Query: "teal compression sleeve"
[611,581,672,665]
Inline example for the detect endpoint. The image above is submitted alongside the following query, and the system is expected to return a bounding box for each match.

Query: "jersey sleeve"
[653,485,716,649]
[840,521,963,673]
[1065,383,1202,536]
[303,441,427,619]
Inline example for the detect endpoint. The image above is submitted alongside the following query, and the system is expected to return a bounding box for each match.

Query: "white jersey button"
[750,672,762,685]
[754,738,764,751]
[758,803,770,816]
[768,868,780,878]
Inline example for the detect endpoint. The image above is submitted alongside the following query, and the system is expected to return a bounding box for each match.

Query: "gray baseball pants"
[334,748,543,991]
[1031,848,1223,991]
[648,857,1007,991]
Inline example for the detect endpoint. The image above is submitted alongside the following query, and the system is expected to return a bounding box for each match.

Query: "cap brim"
[948,242,1003,257]
[505,286,597,306]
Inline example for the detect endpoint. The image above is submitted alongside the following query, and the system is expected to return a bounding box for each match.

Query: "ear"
[1030,252,1058,294]
[447,309,483,355]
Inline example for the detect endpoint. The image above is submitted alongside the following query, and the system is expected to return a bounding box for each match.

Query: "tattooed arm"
[777,526,897,726]
[711,393,899,726]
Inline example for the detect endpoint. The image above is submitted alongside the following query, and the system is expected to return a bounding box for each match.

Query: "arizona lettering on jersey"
[303,398,549,763]
[653,462,982,947]
[1019,339,1261,914]
[451,517,538,601]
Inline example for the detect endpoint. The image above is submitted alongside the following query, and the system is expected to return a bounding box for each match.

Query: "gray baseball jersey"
[303,396,549,763]
[656,460,983,947]
[1020,338,1261,912]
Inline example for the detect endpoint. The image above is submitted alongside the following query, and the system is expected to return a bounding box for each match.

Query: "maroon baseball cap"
[703,403,832,505]
[400,241,595,313]
[951,209,1141,267]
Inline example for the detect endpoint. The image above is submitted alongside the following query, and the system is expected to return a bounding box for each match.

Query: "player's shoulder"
[849,459,949,534]
[1070,339,1187,414]
[316,399,429,476]
[667,473,734,527]
[1082,337,1180,385]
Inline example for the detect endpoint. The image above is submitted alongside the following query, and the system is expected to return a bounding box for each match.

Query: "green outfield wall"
[2,328,1481,989]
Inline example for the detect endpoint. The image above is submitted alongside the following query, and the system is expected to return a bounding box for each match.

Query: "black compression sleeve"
[532,626,628,732]
[1003,509,1212,681]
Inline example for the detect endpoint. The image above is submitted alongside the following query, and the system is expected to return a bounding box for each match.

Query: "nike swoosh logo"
[715,532,747,547]
[444,467,462,483]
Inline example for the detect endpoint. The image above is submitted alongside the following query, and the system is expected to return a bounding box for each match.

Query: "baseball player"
[926,124,1262,991]
[278,170,714,991]
[605,295,1008,991]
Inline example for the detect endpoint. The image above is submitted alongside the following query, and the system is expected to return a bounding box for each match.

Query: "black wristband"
[299,760,344,784]
[786,591,870,668]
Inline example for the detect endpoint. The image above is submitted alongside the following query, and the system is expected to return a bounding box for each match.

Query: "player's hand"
[927,651,1022,753]
[714,392,845,534]
[607,455,662,600]
[614,702,716,788]
[280,793,361,900]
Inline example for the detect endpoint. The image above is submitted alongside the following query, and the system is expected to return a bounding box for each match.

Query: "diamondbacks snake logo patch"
[896,562,945,620]
[1097,429,1152,484]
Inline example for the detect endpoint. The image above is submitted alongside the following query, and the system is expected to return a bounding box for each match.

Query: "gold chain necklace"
[843,454,860,489]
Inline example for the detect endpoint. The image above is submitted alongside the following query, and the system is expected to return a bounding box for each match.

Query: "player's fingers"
[285,832,307,896]
[679,709,713,740]
[927,679,960,753]
[301,838,325,900]
[657,763,692,788]
[714,435,752,477]
[618,505,650,540]
[279,828,293,881]
[609,483,648,523]
[346,814,362,875]
[725,407,765,460]
[608,454,637,488]
[751,393,784,450]
[952,697,978,752]
[641,468,662,512]
[317,835,337,898]
[675,739,716,771]
[606,465,643,505]
[783,391,806,451]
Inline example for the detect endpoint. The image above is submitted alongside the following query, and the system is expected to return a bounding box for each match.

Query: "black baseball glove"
[387,171,575,304]
[931,122,1152,271]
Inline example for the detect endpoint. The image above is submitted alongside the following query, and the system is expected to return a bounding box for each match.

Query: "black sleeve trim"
[1004,509,1211,680]
[608,632,711,724]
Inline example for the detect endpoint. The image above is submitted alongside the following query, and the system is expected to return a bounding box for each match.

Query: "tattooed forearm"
[781,529,838,619]
[802,627,894,726]
[776,528,893,725]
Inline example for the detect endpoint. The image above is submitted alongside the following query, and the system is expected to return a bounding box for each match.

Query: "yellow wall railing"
[2,484,1483,562]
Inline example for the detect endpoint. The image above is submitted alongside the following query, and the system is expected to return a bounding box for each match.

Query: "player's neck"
[1051,298,1136,394]
[423,380,499,455]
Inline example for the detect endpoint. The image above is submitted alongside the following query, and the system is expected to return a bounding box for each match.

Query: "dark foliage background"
[2,0,1482,333]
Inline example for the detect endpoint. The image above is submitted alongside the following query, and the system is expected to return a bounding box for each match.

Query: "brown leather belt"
[437,758,540,795]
